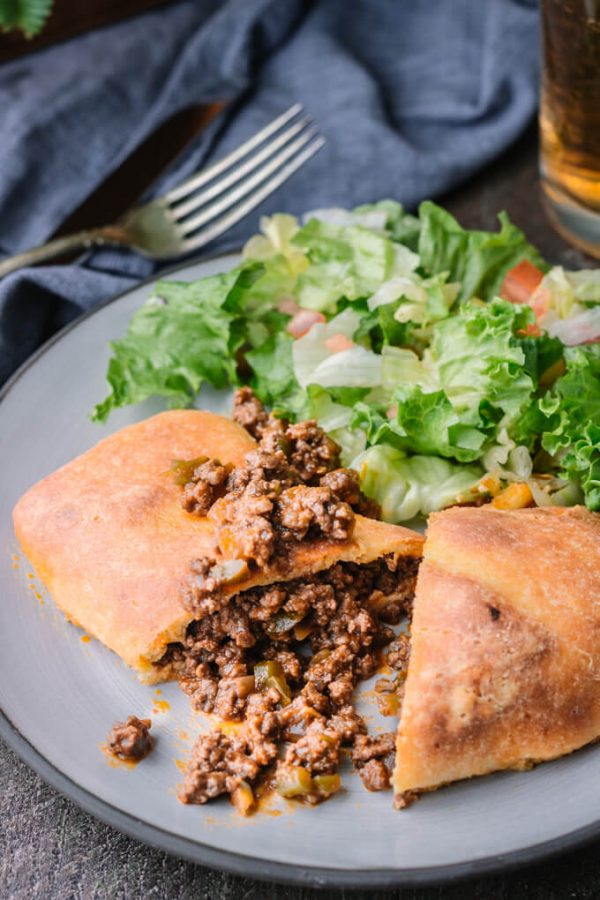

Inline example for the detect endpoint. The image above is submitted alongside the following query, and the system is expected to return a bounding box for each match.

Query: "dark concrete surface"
[3,736,600,899]
[2,125,598,899]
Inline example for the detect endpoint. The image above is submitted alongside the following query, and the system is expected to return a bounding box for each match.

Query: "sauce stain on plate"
[99,742,139,770]
[152,690,171,714]
[27,580,44,605]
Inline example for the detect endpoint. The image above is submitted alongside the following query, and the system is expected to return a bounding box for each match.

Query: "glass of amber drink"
[540,0,600,257]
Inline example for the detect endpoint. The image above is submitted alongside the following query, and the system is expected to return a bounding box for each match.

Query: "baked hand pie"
[14,410,423,683]
[393,505,600,806]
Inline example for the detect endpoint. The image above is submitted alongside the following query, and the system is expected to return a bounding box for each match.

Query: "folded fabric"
[0,0,539,386]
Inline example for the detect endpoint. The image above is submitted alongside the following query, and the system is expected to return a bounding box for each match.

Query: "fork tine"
[171,116,312,220]
[163,103,304,205]
[177,128,319,237]
[180,136,325,254]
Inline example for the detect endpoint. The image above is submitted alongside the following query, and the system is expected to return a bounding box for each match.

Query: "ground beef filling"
[107,716,153,761]
[159,556,418,810]
[179,390,380,596]
[168,391,409,811]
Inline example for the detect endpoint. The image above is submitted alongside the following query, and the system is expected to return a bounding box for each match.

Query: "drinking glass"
[540,0,600,257]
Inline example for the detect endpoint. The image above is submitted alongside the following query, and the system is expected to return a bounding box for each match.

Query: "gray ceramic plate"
[1,253,600,890]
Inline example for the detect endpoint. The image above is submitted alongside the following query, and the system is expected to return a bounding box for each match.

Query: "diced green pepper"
[253,660,278,691]
[253,660,292,705]
[270,673,292,705]
[209,558,249,586]
[312,774,341,797]
[275,766,313,798]
[265,611,304,637]
[170,456,208,485]
[272,434,291,456]
[194,558,249,593]
[293,621,313,641]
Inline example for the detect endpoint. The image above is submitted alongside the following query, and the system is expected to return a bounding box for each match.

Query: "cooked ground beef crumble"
[352,732,396,791]
[284,419,341,482]
[107,716,153,761]
[232,387,341,482]
[232,386,270,439]
[163,390,417,812]
[181,459,232,516]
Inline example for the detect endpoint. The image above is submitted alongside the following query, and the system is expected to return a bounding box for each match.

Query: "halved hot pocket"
[13,409,423,685]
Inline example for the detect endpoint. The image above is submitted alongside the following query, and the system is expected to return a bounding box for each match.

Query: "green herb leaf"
[0,0,52,36]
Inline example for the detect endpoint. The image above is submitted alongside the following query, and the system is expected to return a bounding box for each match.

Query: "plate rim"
[2,252,600,889]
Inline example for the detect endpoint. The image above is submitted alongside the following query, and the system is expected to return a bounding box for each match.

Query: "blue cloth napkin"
[0,0,539,385]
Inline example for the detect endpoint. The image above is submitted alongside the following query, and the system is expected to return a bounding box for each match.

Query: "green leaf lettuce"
[418,201,546,303]
[92,266,259,423]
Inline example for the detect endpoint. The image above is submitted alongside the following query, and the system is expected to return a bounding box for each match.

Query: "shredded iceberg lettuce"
[351,445,482,522]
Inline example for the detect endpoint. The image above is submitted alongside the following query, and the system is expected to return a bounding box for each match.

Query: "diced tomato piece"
[324,334,354,354]
[278,297,301,315]
[499,260,544,305]
[287,309,326,338]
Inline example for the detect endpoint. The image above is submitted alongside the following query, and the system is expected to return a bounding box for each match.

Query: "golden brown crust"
[13,410,423,682]
[393,505,600,799]
[13,410,255,680]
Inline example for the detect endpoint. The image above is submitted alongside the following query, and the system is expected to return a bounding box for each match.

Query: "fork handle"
[0,226,129,279]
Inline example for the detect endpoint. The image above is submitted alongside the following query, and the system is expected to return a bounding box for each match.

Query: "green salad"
[93,200,600,522]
